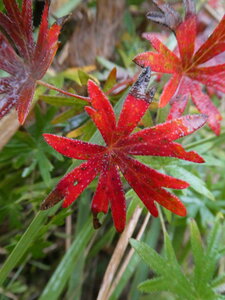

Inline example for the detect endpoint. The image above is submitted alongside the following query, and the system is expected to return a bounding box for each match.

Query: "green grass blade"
[0,211,48,286]
[39,219,94,300]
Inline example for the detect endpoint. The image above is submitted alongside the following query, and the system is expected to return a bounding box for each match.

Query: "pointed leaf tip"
[54,14,71,26]
[87,80,100,96]
[130,67,155,102]
[184,0,196,16]
[146,0,182,31]
[177,205,187,217]
[43,133,51,141]
[40,188,63,210]
[18,112,26,125]
[88,79,98,88]
[183,114,208,131]
[43,133,55,147]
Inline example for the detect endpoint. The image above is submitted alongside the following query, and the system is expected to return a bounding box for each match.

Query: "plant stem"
[106,77,135,95]
[185,131,225,149]
[108,212,151,298]
[37,80,91,102]
[97,206,143,300]
[157,204,167,235]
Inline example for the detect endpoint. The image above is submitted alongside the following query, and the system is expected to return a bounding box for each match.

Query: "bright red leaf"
[134,0,224,135]
[41,68,207,232]
[0,0,62,124]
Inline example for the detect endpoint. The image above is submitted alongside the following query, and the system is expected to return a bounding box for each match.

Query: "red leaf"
[143,33,181,70]
[22,0,34,47]
[42,69,206,231]
[107,165,126,233]
[91,159,111,215]
[0,0,34,60]
[44,134,105,160]
[0,34,22,75]
[117,115,207,145]
[167,95,189,120]
[0,0,62,123]
[133,51,180,73]
[61,157,103,208]
[116,153,189,190]
[176,15,197,67]
[124,142,204,163]
[159,74,182,107]
[189,82,222,135]
[147,187,187,217]
[116,68,155,139]
[86,80,116,144]
[192,15,225,65]
[16,79,36,124]
[189,71,225,93]
[134,1,224,134]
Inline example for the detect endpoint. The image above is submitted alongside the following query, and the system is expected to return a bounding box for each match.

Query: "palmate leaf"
[130,238,195,299]
[134,0,225,135]
[132,219,225,300]
[41,68,207,232]
[0,0,62,124]
[191,219,222,294]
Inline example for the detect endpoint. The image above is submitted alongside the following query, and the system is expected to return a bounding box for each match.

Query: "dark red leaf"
[0,0,62,123]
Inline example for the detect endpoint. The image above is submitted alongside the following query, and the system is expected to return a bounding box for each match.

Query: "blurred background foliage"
[0,0,225,299]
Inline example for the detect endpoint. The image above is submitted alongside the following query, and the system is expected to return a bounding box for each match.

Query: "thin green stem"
[185,131,225,149]
[37,80,91,103]
[157,204,167,235]
[0,211,48,286]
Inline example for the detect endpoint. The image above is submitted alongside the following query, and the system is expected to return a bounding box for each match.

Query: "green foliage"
[0,1,225,300]
[0,106,64,187]
[131,219,225,300]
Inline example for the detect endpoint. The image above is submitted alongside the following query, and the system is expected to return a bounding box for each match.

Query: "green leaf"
[168,166,215,201]
[103,68,117,92]
[52,107,84,124]
[211,273,225,288]
[190,219,205,287]
[139,277,171,293]
[36,151,53,186]
[40,95,86,107]
[130,239,166,275]
[164,233,179,268]
[54,0,82,17]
